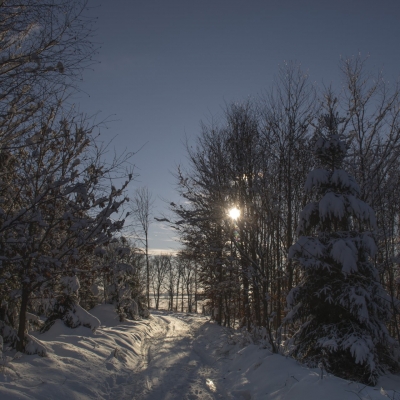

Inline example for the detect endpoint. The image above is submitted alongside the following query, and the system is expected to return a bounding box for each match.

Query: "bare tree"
[0,0,95,149]
[164,255,177,310]
[130,187,154,308]
[0,101,132,352]
[260,61,316,302]
[0,1,139,355]
[170,88,314,331]
[150,254,170,310]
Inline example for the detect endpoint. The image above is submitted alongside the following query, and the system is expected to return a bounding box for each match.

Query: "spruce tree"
[286,112,397,385]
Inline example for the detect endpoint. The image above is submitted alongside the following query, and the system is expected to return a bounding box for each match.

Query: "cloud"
[148,248,179,255]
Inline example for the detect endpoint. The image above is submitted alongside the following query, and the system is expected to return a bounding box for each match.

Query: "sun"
[228,207,240,220]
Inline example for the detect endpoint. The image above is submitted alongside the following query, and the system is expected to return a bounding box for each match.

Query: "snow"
[319,192,346,220]
[330,238,358,273]
[304,169,329,192]
[348,195,377,228]
[289,236,326,270]
[1,305,400,399]
[361,232,378,257]
[60,276,80,294]
[64,304,101,332]
[24,334,48,357]
[331,169,360,194]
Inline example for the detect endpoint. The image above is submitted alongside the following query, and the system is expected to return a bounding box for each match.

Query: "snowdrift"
[0,306,399,399]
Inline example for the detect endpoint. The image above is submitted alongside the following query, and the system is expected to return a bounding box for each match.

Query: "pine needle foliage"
[286,110,397,385]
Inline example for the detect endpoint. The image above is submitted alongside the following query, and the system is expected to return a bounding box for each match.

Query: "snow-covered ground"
[1,305,400,399]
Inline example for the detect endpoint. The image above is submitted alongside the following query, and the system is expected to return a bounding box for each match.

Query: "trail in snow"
[2,306,400,400]
[129,312,232,400]
[0,307,232,400]
[127,312,400,400]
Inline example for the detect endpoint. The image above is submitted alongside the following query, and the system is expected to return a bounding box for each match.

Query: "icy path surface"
[129,311,232,400]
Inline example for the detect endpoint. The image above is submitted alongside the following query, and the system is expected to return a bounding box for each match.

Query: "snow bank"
[212,333,400,400]
[65,304,101,332]
[0,309,399,399]
[184,314,400,400]
[0,304,162,399]
[90,303,122,327]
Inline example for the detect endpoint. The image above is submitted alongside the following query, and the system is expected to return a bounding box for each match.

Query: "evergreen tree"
[286,111,397,385]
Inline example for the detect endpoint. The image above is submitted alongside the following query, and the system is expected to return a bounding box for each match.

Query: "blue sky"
[77,0,400,253]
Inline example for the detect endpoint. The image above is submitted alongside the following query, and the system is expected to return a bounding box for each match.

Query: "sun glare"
[229,207,240,220]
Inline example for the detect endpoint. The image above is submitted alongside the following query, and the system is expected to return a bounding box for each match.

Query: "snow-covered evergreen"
[41,276,100,333]
[286,113,398,384]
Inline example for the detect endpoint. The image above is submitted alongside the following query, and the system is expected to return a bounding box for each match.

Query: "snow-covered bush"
[24,334,47,357]
[60,276,81,296]
[0,321,18,349]
[0,299,19,348]
[285,112,398,385]
[42,301,100,333]
[42,276,100,332]
[100,239,148,321]
[26,312,44,331]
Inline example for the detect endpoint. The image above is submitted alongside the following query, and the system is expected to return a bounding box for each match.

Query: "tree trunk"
[181,285,184,312]
[156,285,160,310]
[17,285,29,352]
[145,231,150,309]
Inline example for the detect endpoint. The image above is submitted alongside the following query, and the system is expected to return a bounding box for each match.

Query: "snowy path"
[128,312,232,400]
[0,307,235,400]
[2,306,400,400]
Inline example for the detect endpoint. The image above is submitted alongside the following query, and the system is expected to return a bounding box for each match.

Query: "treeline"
[147,252,199,313]
[169,58,400,344]
[0,0,142,355]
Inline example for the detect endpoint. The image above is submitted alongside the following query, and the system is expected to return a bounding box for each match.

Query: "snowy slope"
[0,306,399,399]
[0,304,163,399]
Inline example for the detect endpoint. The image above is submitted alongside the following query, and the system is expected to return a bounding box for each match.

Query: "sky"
[77,0,400,254]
